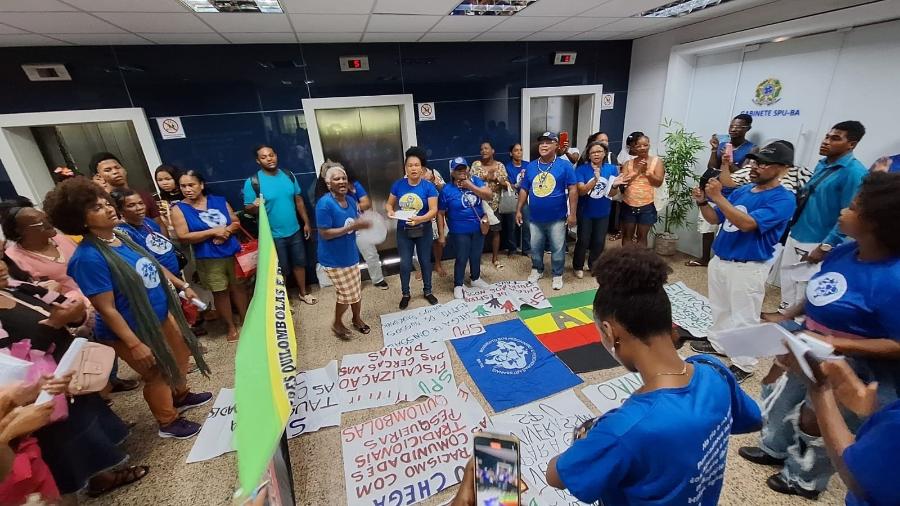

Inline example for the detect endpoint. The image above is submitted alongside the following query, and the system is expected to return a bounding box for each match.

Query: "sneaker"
[399,295,411,309]
[424,293,439,305]
[174,391,213,413]
[689,340,726,357]
[453,286,464,299]
[373,280,389,290]
[470,278,489,289]
[574,270,584,279]
[729,365,754,383]
[552,276,563,290]
[766,473,820,500]
[527,269,543,283]
[158,418,202,439]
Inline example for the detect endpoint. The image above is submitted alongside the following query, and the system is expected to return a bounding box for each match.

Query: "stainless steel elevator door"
[315,105,404,249]
[528,96,580,160]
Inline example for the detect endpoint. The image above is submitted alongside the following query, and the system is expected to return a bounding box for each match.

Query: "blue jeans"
[274,229,307,277]
[501,206,531,254]
[397,222,433,296]
[529,220,566,277]
[450,232,484,287]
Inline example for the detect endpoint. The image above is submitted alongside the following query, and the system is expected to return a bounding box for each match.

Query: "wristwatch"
[819,243,833,253]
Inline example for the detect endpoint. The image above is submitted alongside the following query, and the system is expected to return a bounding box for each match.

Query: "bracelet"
[698,201,709,206]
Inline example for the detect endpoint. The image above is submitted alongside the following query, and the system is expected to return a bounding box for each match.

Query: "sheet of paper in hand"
[286,360,341,438]
[581,372,643,414]
[464,280,551,318]
[341,393,475,506]
[186,388,236,463]
[381,299,485,349]
[491,390,595,506]
[339,341,456,413]
[664,281,713,337]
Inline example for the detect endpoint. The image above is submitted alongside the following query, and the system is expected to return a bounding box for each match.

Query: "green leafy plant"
[658,118,704,236]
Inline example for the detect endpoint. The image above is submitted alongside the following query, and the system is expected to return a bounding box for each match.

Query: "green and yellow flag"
[234,199,299,497]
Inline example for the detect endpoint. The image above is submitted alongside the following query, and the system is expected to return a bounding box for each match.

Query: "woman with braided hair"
[44,177,212,440]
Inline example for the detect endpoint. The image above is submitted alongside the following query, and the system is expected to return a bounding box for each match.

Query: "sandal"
[493,262,505,270]
[685,260,708,267]
[352,322,371,334]
[300,294,318,305]
[608,233,622,242]
[332,326,352,340]
[87,465,149,498]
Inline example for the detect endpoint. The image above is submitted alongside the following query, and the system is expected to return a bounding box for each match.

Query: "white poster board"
[186,388,236,463]
[464,280,551,318]
[380,299,485,349]
[580,372,643,414]
[664,281,714,337]
[286,360,341,438]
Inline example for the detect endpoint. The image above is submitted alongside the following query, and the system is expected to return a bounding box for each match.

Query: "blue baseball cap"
[537,131,559,142]
[449,156,468,170]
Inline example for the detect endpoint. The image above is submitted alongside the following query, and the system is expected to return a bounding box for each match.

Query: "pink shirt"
[5,234,82,297]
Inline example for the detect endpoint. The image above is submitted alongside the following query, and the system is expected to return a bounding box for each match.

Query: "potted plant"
[655,119,704,256]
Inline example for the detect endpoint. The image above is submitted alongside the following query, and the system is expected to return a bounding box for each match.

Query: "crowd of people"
[0,116,897,506]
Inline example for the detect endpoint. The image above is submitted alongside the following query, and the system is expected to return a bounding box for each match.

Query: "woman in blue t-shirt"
[385,152,439,309]
[315,163,372,340]
[111,188,181,275]
[747,172,900,499]
[572,141,620,278]
[170,170,248,343]
[437,157,493,300]
[45,177,211,440]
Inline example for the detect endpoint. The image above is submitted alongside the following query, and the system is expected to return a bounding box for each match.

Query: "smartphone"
[717,134,730,145]
[473,432,522,506]
[558,131,569,148]
[777,319,803,333]
[724,142,734,161]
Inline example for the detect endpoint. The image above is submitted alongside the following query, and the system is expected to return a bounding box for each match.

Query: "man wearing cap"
[516,132,578,290]
[688,141,797,382]
[438,157,494,299]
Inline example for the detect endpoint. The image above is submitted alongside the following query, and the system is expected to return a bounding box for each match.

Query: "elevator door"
[528,96,579,160]
[315,105,404,249]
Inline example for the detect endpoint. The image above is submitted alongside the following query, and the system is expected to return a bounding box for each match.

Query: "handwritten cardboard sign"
[465,280,551,318]
[341,394,473,506]
[339,341,456,413]
[665,281,713,337]
[491,390,594,506]
[580,372,643,414]
[456,383,492,434]
[186,388,236,463]
[381,299,485,349]
[286,360,341,438]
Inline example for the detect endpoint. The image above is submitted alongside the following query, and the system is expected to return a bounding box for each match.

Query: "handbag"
[234,225,259,279]
[470,205,489,236]
[498,187,518,214]
[404,223,425,239]
[67,342,115,394]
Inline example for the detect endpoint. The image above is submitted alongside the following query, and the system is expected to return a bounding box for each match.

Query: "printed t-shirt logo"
[134,257,161,289]
[477,337,536,375]
[399,193,424,212]
[589,177,608,199]
[806,272,847,306]
[199,208,227,228]
[461,191,479,208]
[532,172,557,198]
[721,205,748,233]
[145,232,173,255]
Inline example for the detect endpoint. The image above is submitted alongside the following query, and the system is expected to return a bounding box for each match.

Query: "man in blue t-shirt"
[516,131,578,291]
[777,121,867,312]
[689,141,796,382]
[243,144,316,304]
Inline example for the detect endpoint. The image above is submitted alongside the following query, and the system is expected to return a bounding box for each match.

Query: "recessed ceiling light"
[450,0,537,16]
[773,36,791,42]
[179,0,283,13]
[638,0,734,18]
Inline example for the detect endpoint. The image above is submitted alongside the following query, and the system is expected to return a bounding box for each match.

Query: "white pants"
[356,238,384,284]
[707,256,770,372]
[779,235,822,311]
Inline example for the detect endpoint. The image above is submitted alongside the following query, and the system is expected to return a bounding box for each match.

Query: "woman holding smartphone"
[619,133,664,248]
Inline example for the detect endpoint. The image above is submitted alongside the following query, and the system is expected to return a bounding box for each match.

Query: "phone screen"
[474,434,521,506]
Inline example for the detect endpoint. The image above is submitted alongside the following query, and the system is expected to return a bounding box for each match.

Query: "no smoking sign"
[156,116,187,140]
[417,102,435,122]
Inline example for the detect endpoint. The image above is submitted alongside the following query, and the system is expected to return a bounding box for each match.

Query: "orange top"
[623,156,661,207]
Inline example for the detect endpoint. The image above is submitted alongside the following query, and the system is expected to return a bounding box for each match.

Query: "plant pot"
[654,232,679,256]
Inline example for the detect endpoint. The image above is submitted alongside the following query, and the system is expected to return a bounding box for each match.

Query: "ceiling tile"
[587,16,668,31]
[517,0,606,17]
[52,33,151,44]
[223,32,298,43]
[95,12,213,33]
[361,32,423,42]
[491,16,567,32]
[471,30,534,42]
[0,0,75,11]
[0,23,25,34]
[280,0,374,14]
[298,32,361,42]
[582,0,670,18]
[547,16,627,32]
[2,12,123,33]
[373,0,458,15]
[0,33,69,46]
[526,31,585,41]
[138,32,228,44]
[577,30,634,40]
[418,32,477,42]
[366,14,440,33]
[197,13,292,32]
[61,0,188,12]
[429,15,504,32]
[289,13,368,33]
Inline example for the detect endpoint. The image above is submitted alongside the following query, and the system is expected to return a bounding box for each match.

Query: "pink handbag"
[66,342,115,394]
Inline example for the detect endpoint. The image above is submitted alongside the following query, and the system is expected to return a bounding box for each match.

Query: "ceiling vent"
[21,64,71,82]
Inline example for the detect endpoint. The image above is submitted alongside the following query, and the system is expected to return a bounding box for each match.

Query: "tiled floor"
[87,245,846,505]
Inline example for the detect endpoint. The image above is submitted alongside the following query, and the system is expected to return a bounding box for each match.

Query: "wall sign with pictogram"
[417,102,436,122]
[601,93,615,110]
[155,116,186,140]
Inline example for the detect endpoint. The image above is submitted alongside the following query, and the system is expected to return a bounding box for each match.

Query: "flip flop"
[493,262,505,270]
[300,294,318,305]
[352,322,371,334]
[685,260,708,267]
[87,466,150,498]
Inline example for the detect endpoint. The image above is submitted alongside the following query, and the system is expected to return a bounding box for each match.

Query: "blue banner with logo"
[451,319,582,412]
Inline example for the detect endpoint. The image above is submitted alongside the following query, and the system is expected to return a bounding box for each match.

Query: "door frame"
[520,85,604,156]
[301,94,417,175]
[0,107,161,204]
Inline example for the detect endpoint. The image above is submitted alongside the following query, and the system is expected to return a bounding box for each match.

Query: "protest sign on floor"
[580,372,643,414]
[380,299,485,348]
[339,341,456,413]
[664,281,713,337]
[464,280,551,318]
[186,388,236,463]
[286,360,341,438]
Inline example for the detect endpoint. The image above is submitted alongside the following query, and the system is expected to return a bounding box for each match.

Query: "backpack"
[249,168,298,197]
